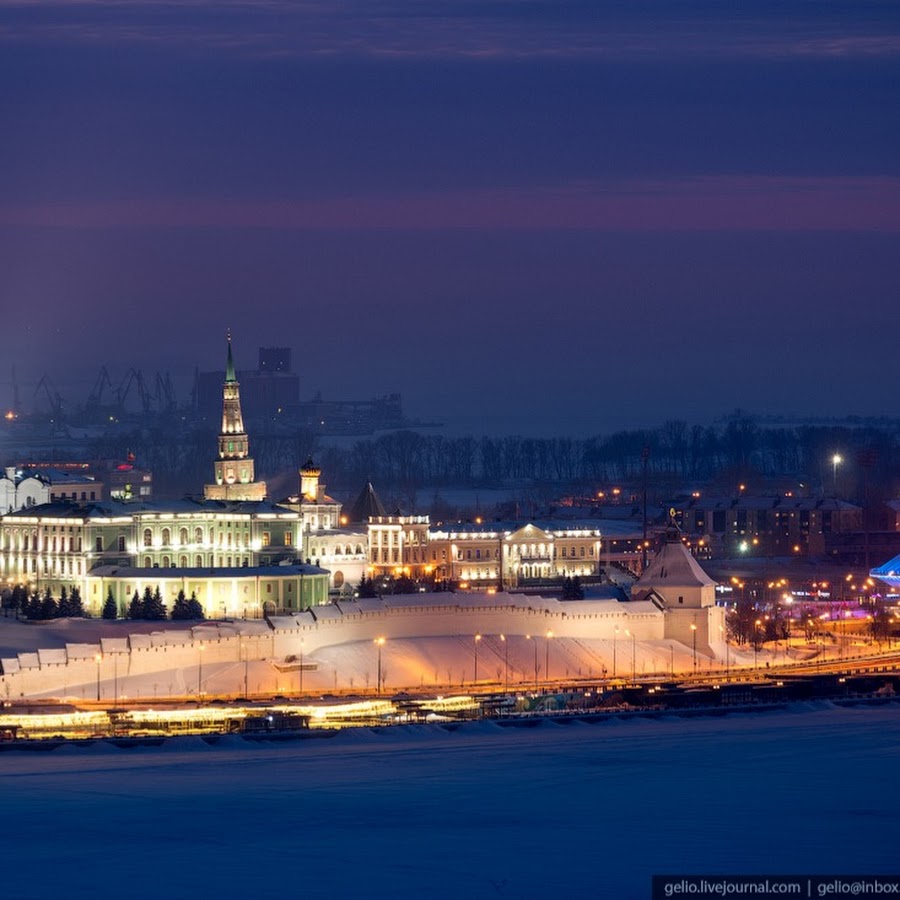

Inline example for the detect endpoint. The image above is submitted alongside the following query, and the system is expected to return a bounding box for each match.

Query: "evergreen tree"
[144,586,166,620]
[571,576,584,600]
[127,590,144,620]
[357,576,378,599]
[23,591,39,619]
[58,586,71,618]
[70,586,85,618]
[187,592,205,620]
[102,589,118,620]
[40,588,59,620]
[171,589,190,620]
[10,584,27,617]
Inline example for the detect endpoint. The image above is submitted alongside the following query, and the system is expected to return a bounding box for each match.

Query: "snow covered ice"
[3,702,899,900]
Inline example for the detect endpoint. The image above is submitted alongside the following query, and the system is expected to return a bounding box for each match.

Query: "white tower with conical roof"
[633,516,724,659]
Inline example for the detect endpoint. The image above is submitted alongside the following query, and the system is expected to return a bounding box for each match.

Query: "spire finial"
[225,331,236,383]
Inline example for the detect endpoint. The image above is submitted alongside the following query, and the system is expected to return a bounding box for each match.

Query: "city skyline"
[1,1,899,434]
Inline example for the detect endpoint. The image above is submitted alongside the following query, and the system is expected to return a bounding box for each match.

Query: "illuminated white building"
[0,467,50,513]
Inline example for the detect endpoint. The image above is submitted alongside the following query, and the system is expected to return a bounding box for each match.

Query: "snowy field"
[3,702,900,900]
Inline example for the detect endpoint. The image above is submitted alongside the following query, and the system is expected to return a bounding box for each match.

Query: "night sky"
[1,1,899,435]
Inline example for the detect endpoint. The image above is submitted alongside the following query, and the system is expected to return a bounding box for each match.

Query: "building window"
[144,556,152,568]
[143,528,152,547]
[285,532,292,547]
[162,528,171,546]
[180,528,189,546]
[262,532,271,547]
[95,536,103,552]
[118,535,126,552]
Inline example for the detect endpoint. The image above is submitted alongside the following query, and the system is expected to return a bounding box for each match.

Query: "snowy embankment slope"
[3,703,899,900]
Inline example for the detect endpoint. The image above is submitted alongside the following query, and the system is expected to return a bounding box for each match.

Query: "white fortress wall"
[0,594,722,699]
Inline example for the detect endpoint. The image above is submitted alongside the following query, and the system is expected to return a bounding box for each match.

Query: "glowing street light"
[690,624,697,674]
[500,634,508,689]
[719,625,730,678]
[374,637,385,694]
[526,634,537,690]
[832,453,843,494]
[613,625,619,678]
[625,628,636,681]
[299,637,305,695]
[754,619,762,669]
[545,630,553,683]
[474,633,482,683]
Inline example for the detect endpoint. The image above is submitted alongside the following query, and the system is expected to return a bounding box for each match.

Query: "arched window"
[144,556,152,568]
[143,528,152,547]
[161,528,171,546]
[356,545,363,555]
[180,555,188,568]
[195,555,203,567]
[333,571,344,588]
[180,528,189,546]
[195,527,203,544]
[162,555,170,567]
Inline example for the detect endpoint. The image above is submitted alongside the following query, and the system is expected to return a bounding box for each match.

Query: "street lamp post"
[95,653,102,701]
[198,643,204,696]
[526,634,537,690]
[374,637,385,694]
[299,638,304,695]
[754,620,761,669]
[625,628,636,681]
[719,625,730,678]
[242,640,249,699]
[690,624,697,675]
[545,630,553,684]
[500,634,508,690]
[832,453,843,495]
[474,633,481,684]
[613,625,619,678]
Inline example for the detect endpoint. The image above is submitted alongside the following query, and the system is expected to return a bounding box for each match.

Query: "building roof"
[348,481,387,522]
[87,563,329,578]
[634,529,717,590]
[0,496,300,522]
[870,554,900,584]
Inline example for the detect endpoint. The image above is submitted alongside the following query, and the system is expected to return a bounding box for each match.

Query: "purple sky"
[1,1,899,435]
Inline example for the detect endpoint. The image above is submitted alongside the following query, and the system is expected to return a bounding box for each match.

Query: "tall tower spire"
[204,333,266,502]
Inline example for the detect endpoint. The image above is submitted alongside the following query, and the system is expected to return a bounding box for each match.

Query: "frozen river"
[4,701,899,899]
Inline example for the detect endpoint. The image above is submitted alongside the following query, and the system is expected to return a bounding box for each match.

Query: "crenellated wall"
[0,595,723,699]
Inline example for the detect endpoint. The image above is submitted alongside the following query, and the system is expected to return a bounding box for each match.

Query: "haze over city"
[1,0,899,434]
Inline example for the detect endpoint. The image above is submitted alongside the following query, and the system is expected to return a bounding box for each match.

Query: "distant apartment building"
[670,494,862,558]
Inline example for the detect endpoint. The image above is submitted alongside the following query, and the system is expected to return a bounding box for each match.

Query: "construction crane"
[84,366,114,420]
[33,374,64,424]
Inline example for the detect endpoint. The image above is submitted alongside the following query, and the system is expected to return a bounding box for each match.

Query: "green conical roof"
[225,332,236,383]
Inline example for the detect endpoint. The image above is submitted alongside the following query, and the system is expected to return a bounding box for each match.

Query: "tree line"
[89,414,900,505]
